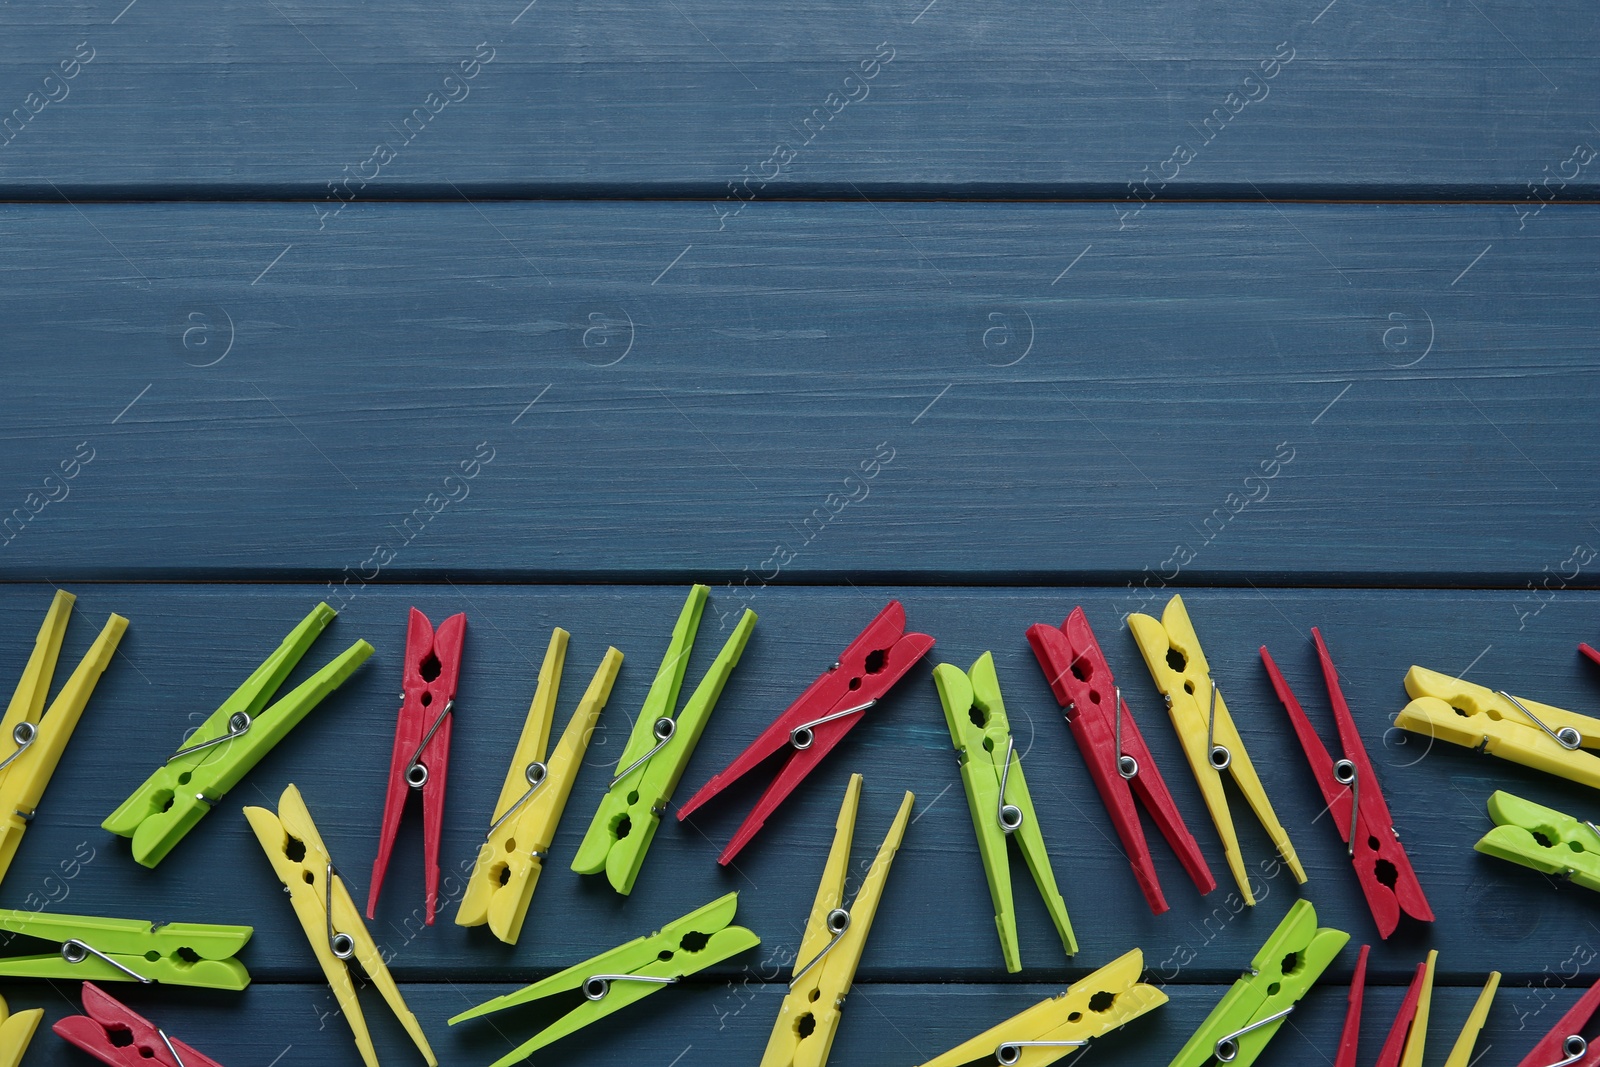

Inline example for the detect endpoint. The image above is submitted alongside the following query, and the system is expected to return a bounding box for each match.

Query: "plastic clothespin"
[1336,945,1498,1067]
[1514,981,1600,1067]
[762,774,913,1067]
[1127,595,1306,905]
[1513,974,1600,1067]
[368,608,465,924]
[1476,789,1600,891]
[1396,667,1600,789]
[104,602,371,868]
[1334,944,1369,1067]
[1167,899,1348,1067]
[1261,628,1432,938]
[933,652,1077,971]
[572,585,755,894]
[0,590,127,886]
[456,629,622,943]
[244,783,435,1067]
[53,982,225,1067]
[916,948,1167,1067]
[678,600,933,864]
[1580,642,1600,669]
[1374,950,1436,1067]
[449,892,760,1067]
[0,994,42,1067]
[0,910,250,989]
[1027,608,1216,915]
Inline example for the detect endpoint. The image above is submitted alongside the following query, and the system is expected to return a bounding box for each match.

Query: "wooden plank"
[0,0,1595,197]
[4,975,1594,1066]
[2,582,1597,992]
[1,201,1596,582]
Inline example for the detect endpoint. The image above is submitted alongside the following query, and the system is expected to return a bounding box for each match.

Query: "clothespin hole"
[1166,648,1187,672]
[177,772,192,785]
[303,871,315,885]
[496,864,511,886]
[864,649,887,674]
[612,814,632,839]
[658,949,675,961]
[626,790,640,805]
[106,1027,134,1048]
[680,930,711,952]
[848,677,862,691]
[969,705,989,728]
[1067,1011,1083,1023]
[286,836,307,862]
[1375,859,1398,888]
[421,691,433,708]
[796,1013,817,1038]
[1281,951,1301,974]
[809,988,822,1002]
[1070,658,1091,682]
[982,737,994,752]
[1088,991,1115,1012]
[419,652,442,682]
[1267,982,1281,996]
[1183,681,1196,695]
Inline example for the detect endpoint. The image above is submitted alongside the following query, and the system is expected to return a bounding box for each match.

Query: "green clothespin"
[571,585,755,894]
[1476,789,1600,891]
[933,652,1077,972]
[0,910,251,989]
[103,603,373,867]
[1168,899,1348,1067]
[449,891,759,1067]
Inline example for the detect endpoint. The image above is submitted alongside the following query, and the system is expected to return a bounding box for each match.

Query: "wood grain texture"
[0,583,1596,997]
[0,201,1595,583]
[0,0,1595,198]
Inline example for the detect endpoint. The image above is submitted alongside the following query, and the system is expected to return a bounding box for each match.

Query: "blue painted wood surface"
[0,0,1595,198]
[5,0,1600,1061]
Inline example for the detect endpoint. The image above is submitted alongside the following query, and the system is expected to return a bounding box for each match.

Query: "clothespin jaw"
[53,982,225,1067]
[1374,950,1435,1067]
[1514,974,1600,1067]
[933,652,1076,971]
[1442,971,1499,1067]
[245,783,436,1067]
[1335,944,1370,1067]
[0,910,250,989]
[1167,899,1349,1067]
[449,891,760,1067]
[456,629,622,943]
[762,774,914,1067]
[367,608,465,925]
[1476,790,1600,891]
[104,603,372,868]
[572,586,756,894]
[0,591,127,886]
[0,994,42,1067]
[1261,629,1431,938]
[1127,595,1306,905]
[1397,667,1600,788]
[1026,608,1215,915]
[916,948,1167,1067]
[678,600,934,865]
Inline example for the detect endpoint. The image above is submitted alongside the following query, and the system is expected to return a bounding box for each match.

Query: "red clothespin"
[1373,952,1434,1067]
[1581,641,1600,668]
[677,601,933,864]
[53,982,226,1067]
[1516,974,1600,1067]
[1261,628,1432,938]
[1335,944,1370,1067]
[1025,608,1215,914]
[368,608,466,924]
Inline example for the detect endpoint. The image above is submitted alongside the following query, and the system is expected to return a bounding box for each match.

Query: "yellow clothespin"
[1442,971,1499,1067]
[1127,595,1305,904]
[762,773,913,1067]
[0,590,127,886]
[244,784,436,1067]
[1396,666,1600,788]
[0,994,42,1067]
[916,948,1167,1067]
[456,629,621,944]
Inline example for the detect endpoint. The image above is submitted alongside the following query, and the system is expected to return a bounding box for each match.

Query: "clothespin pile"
[3,580,1596,1066]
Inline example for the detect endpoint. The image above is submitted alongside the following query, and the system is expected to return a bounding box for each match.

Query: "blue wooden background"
[3,0,1599,1064]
